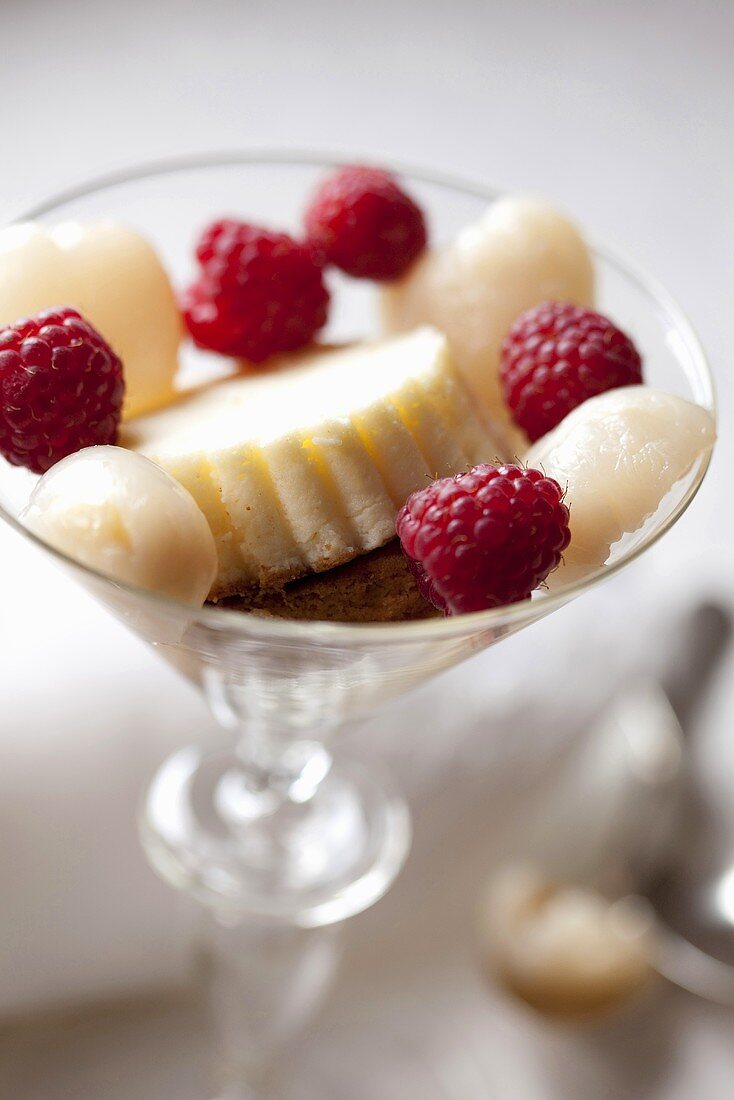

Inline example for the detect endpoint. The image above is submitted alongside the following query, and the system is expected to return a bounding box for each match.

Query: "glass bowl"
[0,152,715,926]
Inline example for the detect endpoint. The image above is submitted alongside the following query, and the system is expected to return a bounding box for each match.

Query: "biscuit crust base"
[212,540,438,623]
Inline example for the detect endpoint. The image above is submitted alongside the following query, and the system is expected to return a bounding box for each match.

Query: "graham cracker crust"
[212,540,438,623]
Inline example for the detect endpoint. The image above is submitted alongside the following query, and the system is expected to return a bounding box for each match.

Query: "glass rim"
[0,148,716,645]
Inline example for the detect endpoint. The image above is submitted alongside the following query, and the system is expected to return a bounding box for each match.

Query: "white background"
[1,0,733,1096]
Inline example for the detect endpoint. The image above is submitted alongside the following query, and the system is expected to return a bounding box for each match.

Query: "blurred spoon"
[514,601,734,1006]
[638,602,734,1002]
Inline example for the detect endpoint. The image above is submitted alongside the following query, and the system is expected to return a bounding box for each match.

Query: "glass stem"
[203,664,336,818]
[206,913,342,1098]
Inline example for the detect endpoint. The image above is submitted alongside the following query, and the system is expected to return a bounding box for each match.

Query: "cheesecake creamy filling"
[124,327,504,598]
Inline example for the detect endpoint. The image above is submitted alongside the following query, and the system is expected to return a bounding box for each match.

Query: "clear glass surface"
[205,915,343,1097]
[0,152,715,928]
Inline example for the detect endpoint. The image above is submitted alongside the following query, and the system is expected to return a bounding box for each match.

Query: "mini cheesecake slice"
[123,327,503,600]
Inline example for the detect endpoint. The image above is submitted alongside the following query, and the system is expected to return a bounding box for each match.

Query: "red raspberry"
[0,307,124,474]
[303,165,427,281]
[501,301,643,442]
[397,464,571,615]
[404,553,446,613]
[183,221,330,361]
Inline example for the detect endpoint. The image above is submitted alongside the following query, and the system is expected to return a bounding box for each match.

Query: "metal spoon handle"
[661,602,732,731]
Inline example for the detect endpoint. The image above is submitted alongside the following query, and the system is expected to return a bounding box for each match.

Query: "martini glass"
[0,153,715,932]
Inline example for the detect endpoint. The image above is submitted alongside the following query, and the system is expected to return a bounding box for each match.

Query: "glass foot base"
[140,747,411,926]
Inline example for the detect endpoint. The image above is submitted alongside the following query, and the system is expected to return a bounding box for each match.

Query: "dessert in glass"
[0,153,715,932]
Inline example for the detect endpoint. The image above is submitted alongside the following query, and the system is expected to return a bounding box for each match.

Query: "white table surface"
[1,0,733,1096]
